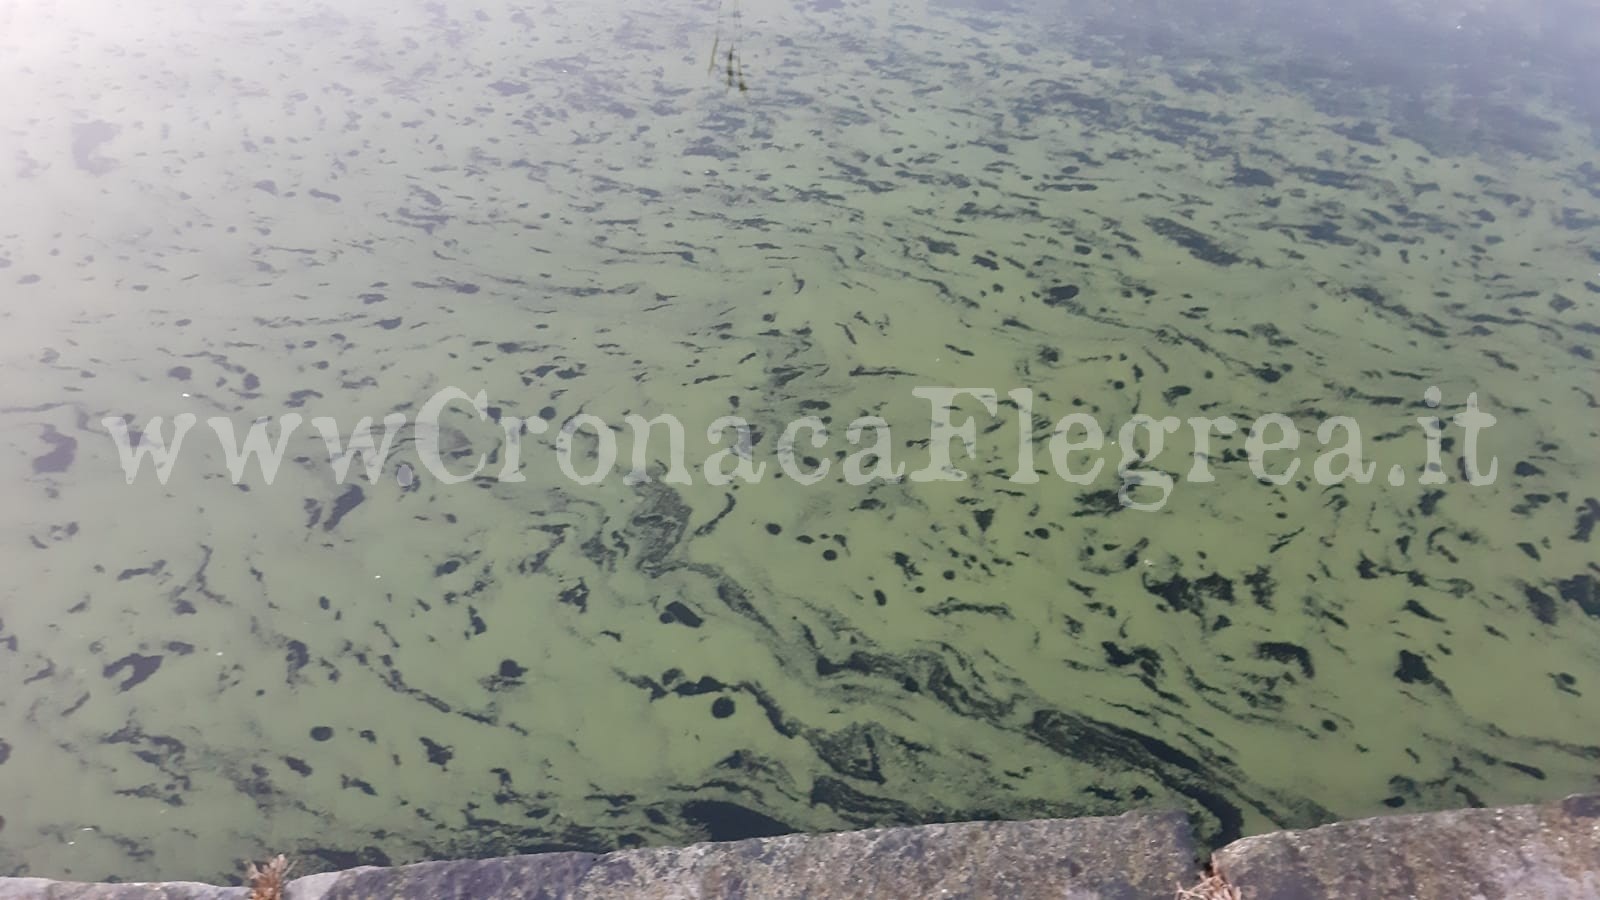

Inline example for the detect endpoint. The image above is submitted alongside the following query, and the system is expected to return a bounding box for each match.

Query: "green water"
[2,0,1598,883]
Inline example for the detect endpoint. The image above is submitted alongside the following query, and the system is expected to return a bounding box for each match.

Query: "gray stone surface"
[0,879,246,900]
[0,810,1197,900]
[1217,793,1600,900]
[313,852,598,900]
[568,810,1197,899]
[301,809,1196,899]
[7,796,1600,899]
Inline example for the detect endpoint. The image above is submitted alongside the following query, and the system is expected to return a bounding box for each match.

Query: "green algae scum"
[2,0,1598,884]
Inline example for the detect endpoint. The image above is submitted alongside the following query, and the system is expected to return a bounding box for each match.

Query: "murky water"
[2,0,1598,883]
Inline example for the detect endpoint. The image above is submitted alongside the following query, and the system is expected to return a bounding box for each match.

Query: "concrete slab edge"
[2,794,1595,899]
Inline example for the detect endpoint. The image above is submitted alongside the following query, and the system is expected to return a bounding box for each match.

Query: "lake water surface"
[2,0,1598,882]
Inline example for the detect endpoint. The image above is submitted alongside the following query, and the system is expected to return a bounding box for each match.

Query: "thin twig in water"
[707,0,748,91]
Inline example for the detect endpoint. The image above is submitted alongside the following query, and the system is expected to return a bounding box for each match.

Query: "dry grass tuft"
[1176,871,1244,900]
[245,854,294,900]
